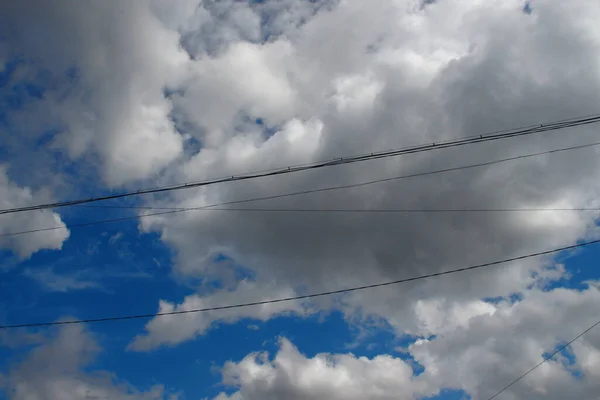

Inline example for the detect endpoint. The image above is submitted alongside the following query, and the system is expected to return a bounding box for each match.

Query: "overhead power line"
[1,237,599,329]
[2,113,600,216]
[487,318,600,400]
[74,206,600,213]
[1,140,599,238]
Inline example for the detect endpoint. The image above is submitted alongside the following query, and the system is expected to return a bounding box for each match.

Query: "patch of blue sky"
[420,0,437,9]
[0,58,50,104]
[544,242,600,291]
[542,344,583,380]
[351,324,428,376]
[4,80,45,109]
[0,206,175,322]
[98,312,358,398]
[249,0,330,43]
[0,59,22,87]
[483,292,524,306]
[481,237,600,305]
[426,389,471,400]
[207,253,257,289]
[0,58,26,126]
[0,58,98,193]
[0,210,181,391]
[228,112,281,141]
[163,89,196,129]
[254,116,280,139]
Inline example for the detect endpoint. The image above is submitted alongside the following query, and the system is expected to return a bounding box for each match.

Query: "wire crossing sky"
[1,113,599,215]
[2,139,599,238]
[3,236,600,329]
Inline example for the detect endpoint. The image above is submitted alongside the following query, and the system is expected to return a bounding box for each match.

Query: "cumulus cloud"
[135,0,600,342]
[0,167,69,258]
[212,337,432,400]
[1,323,170,400]
[212,284,600,400]
[409,284,600,399]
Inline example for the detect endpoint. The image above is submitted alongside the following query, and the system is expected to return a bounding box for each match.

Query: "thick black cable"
[487,318,600,400]
[2,114,599,215]
[1,237,599,329]
[2,140,599,238]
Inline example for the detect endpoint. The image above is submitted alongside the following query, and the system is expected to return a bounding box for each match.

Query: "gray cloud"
[0,0,187,187]
[1,324,170,400]
[137,0,600,326]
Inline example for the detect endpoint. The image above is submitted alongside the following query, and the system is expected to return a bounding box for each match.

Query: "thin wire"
[73,206,600,212]
[487,318,600,400]
[3,207,600,238]
[2,113,599,215]
[2,140,599,238]
[1,237,599,329]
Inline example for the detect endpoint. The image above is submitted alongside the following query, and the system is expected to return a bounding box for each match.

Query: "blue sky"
[3,1,600,399]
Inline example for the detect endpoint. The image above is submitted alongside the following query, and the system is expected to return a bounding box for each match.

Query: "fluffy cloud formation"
[409,284,600,400]
[0,167,69,258]
[212,284,600,400]
[212,338,432,400]
[135,0,600,343]
[0,324,170,400]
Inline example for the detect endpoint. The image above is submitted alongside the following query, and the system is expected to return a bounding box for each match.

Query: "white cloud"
[129,280,311,351]
[409,284,600,399]
[0,166,69,259]
[212,337,432,400]
[170,39,299,147]
[212,284,600,400]
[1,323,171,400]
